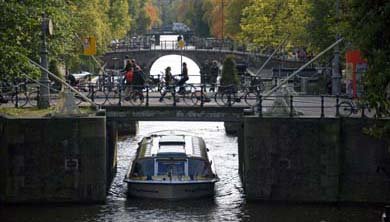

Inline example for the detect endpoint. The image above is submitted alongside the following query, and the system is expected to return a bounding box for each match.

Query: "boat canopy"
[135,134,208,160]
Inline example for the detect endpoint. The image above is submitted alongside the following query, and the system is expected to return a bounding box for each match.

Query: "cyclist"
[122,60,134,99]
[177,62,189,94]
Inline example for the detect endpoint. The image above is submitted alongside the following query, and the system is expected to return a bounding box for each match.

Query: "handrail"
[262,38,344,98]
[27,58,99,109]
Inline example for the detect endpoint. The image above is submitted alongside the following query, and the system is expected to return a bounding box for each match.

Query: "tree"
[240,0,310,48]
[225,0,250,40]
[345,0,390,117]
[0,0,133,79]
[220,56,239,86]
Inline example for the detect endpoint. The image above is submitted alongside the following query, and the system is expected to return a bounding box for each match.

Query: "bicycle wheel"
[214,91,226,106]
[75,91,91,105]
[338,101,353,117]
[129,91,144,106]
[11,92,28,107]
[179,84,196,106]
[28,91,39,107]
[245,91,260,106]
[221,93,236,106]
[103,89,118,105]
[191,91,202,106]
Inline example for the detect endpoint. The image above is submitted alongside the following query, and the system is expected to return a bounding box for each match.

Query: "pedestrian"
[159,66,173,102]
[122,60,134,98]
[210,61,219,92]
[177,62,189,94]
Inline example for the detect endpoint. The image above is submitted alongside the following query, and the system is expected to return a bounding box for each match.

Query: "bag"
[125,70,134,83]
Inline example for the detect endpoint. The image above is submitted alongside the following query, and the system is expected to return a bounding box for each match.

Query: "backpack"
[125,70,133,83]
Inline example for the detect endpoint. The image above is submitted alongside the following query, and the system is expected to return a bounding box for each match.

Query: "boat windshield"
[157,161,185,176]
[188,159,212,178]
[131,159,154,178]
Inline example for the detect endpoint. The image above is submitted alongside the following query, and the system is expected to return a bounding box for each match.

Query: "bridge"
[102,38,304,75]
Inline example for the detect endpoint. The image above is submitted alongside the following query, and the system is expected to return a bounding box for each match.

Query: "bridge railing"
[109,39,297,60]
[0,80,380,119]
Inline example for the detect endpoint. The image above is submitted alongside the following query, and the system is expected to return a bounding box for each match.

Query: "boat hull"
[126,182,216,200]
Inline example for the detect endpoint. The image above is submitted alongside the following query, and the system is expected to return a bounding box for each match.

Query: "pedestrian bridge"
[102,38,304,74]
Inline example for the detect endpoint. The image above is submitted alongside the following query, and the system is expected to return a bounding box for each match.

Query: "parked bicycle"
[214,83,264,107]
[338,99,375,117]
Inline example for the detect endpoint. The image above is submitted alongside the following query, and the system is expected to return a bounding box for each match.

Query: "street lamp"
[332,0,341,95]
[38,12,52,109]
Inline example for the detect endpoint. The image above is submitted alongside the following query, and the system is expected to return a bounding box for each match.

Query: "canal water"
[0,121,383,222]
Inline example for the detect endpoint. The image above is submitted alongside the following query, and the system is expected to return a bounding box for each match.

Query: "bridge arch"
[146,53,203,76]
[102,49,304,76]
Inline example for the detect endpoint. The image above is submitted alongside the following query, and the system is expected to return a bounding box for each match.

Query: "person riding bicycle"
[177,62,189,94]
[122,59,134,98]
[159,66,173,102]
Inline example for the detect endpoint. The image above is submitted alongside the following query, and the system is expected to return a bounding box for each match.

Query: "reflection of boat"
[124,131,219,200]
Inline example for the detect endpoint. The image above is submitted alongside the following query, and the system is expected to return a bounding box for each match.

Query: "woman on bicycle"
[159,66,173,102]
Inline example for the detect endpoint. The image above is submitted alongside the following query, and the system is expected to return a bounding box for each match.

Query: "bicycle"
[190,84,213,106]
[159,78,195,105]
[338,99,374,117]
[122,84,145,106]
[214,83,264,107]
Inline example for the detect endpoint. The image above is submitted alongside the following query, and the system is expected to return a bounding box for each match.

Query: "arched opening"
[149,55,201,84]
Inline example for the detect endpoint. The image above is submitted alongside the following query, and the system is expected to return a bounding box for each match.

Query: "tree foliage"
[0,0,133,79]
[345,0,390,117]
[220,56,239,86]
[240,0,310,48]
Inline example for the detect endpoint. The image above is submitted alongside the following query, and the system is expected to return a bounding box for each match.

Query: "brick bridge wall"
[240,117,390,203]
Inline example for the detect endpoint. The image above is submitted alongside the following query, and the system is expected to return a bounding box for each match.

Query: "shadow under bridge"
[103,106,246,122]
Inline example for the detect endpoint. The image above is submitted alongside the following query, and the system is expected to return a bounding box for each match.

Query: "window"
[188,159,212,178]
[157,161,185,176]
[131,159,154,177]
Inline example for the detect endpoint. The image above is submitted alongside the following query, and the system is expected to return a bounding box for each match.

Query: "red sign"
[345,50,367,98]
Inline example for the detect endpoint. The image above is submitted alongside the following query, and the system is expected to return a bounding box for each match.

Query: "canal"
[0,121,382,221]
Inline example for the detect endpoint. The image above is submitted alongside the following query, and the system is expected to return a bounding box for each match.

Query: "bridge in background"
[102,37,304,75]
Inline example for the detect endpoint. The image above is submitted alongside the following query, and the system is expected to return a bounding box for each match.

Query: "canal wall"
[240,117,390,203]
[0,114,108,204]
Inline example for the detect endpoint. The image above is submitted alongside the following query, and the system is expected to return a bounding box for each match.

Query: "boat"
[124,131,219,200]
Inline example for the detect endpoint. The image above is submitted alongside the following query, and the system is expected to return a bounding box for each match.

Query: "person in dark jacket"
[177,62,189,94]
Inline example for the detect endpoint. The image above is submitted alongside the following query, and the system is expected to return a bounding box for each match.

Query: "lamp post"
[332,0,341,95]
[38,12,51,109]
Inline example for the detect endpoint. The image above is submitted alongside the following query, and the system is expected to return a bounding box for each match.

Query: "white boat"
[124,131,219,200]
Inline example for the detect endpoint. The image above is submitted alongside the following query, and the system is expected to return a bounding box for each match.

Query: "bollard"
[336,95,340,117]
[290,95,294,117]
[118,86,122,106]
[90,85,95,102]
[321,96,325,118]
[258,95,263,117]
[14,85,19,108]
[200,84,204,107]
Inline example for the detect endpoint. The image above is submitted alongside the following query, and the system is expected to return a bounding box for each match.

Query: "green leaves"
[0,0,134,78]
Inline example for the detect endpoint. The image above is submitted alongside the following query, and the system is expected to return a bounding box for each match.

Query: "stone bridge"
[102,47,303,75]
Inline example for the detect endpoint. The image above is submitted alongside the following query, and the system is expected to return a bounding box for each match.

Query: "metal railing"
[108,39,307,62]
[0,81,381,119]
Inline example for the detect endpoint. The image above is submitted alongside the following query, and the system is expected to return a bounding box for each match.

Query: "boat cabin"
[128,134,215,182]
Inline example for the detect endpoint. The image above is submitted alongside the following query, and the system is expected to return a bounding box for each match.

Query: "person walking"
[159,66,173,102]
